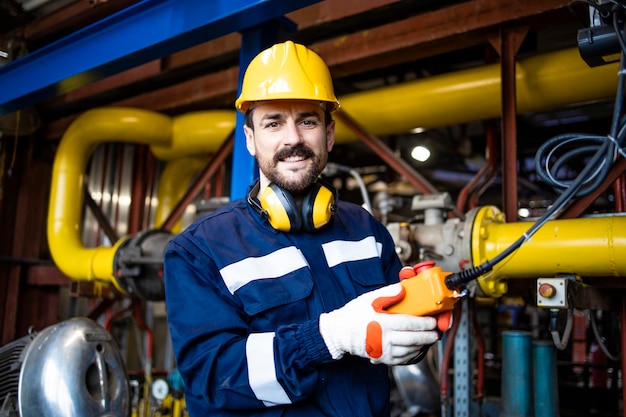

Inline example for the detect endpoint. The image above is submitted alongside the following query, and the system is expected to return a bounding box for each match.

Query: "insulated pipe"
[467,206,626,297]
[151,110,235,160]
[333,47,618,143]
[47,107,234,286]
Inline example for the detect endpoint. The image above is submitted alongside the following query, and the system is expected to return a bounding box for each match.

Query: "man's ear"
[244,125,256,156]
[326,120,336,152]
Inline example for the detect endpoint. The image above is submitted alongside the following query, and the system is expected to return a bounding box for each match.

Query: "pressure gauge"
[151,378,170,401]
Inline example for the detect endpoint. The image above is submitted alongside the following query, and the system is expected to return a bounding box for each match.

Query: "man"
[164,41,438,416]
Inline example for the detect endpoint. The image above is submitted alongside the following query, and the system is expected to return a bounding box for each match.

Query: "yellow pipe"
[334,47,619,143]
[469,206,626,297]
[47,107,234,285]
[153,111,235,233]
[48,46,619,286]
[48,108,172,283]
[151,110,235,160]
[155,156,211,233]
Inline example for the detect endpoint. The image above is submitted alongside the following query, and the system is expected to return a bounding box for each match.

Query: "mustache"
[274,145,314,161]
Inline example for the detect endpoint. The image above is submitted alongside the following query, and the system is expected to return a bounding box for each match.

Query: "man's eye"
[265,121,280,129]
[301,119,318,127]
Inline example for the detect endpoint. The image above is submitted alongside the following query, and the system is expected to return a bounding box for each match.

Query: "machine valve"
[385,261,464,332]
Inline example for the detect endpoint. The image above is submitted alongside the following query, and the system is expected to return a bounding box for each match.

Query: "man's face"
[244,100,335,194]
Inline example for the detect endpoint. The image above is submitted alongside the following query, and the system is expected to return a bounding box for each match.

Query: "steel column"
[496,27,527,222]
[453,298,472,417]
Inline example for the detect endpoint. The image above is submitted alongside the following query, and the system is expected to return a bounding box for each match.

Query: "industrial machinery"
[0,317,130,417]
[383,193,625,415]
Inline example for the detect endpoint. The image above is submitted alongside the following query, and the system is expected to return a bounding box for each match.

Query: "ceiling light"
[518,207,530,218]
[411,145,431,162]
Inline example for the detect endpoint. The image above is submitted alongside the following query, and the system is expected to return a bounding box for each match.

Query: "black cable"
[614,6,626,54]
[445,8,626,290]
[567,0,612,26]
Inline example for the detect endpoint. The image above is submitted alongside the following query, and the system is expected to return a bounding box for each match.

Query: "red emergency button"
[538,283,557,298]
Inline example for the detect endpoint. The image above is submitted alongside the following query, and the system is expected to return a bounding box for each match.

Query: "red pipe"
[499,28,527,223]
[134,300,154,361]
[458,119,499,211]
[440,302,463,407]
[470,119,499,208]
[457,44,498,213]
[615,174,626,212]
[456,151,491,212]
[560,157,626,218]
[469,165,498,209]
[103,300,135,331]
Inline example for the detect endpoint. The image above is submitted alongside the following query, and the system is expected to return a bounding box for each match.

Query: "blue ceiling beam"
[0,0,321,115]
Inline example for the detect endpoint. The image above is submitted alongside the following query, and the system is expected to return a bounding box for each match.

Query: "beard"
[259,144,327,194]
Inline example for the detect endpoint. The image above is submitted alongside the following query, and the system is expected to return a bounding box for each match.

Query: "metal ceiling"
[0,0,584,125]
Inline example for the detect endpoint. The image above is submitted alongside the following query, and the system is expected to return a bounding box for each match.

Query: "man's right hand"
[318,283,439,365]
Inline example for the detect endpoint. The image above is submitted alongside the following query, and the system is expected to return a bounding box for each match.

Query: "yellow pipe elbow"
[470,206,626,297]
[48,108,172,283]
[150,110,235,160]
[48,107,236,286]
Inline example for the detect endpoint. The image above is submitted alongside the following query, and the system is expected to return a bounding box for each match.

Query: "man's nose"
[283,120,304,145]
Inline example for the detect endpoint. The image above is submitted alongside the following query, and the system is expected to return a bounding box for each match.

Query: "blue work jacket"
[164,192,403,416]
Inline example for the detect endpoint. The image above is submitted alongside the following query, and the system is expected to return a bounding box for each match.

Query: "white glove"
[319,283,439,365]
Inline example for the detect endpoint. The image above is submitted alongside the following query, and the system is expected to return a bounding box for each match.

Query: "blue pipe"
[533,340,559,417]
[501,330,533,417]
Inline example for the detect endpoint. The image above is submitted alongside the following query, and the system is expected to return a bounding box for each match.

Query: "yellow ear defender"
[248,178,337,232]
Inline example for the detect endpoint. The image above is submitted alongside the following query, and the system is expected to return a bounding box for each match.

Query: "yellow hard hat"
[235,41,340,114]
